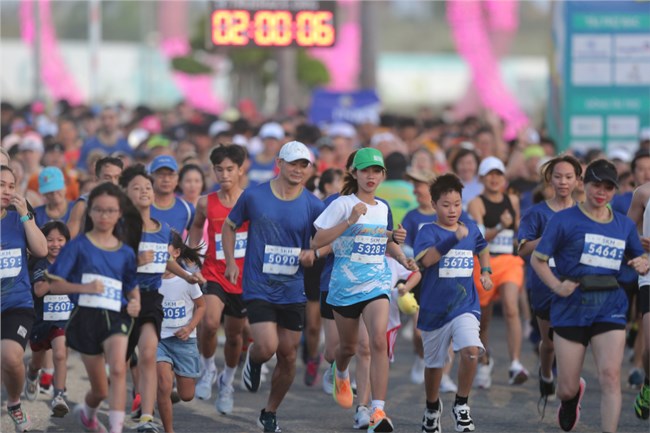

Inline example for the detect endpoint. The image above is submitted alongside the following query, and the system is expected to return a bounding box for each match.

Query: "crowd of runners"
[1,100,649,433]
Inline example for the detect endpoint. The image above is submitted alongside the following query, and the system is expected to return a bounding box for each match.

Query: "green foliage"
[297,48,330,89]
[170,56,213,75]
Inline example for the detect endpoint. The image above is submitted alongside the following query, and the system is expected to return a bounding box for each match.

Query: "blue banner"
[308,89,381,125]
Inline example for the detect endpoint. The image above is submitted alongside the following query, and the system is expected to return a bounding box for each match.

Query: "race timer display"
[210,0,336,47]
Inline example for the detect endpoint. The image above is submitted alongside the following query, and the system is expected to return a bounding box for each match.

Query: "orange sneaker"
[331,362,353,409]
[368,407,394,432]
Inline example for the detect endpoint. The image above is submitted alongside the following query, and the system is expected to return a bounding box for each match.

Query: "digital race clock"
[210,0,337,47]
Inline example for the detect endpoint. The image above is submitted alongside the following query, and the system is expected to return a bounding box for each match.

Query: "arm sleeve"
[474,224,488,254]
[413,224,440,259]
[518,208,540,243]
[226,189,249,229]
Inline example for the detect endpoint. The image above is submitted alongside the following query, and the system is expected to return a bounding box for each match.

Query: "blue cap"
[38,166,65,194]
[149,155,178,173]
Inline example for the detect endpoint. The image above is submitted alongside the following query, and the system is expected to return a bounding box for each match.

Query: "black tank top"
[479,194,515,229]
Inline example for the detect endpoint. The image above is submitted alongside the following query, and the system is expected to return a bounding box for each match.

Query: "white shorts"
[421,313,484,369]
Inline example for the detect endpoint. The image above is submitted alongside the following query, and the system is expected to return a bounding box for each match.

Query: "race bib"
[262,245,301,275]
[162,299,188,328]
[78,273,122,312]
[580,233,625,270]
[215,232,248,260]
[137,242,169,274]
[489,229,514,254]
[43,295,73,321]
[0,248,22,278]
[350,236,387,264]
[439,249,473,278]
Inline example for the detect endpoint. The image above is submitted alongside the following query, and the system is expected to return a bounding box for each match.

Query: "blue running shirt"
[414,222,487,331]
[48,234,138,312]
[151,197,195,234]
[1,211,34,311]
[534,205,644,327]
[136,219,172,292]
[226,182,325,304]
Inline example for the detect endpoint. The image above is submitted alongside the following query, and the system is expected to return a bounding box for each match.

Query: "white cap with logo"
[478,156,506,176]
[278,141,313,163]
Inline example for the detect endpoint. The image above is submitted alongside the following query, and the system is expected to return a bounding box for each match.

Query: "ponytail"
[169,231,203,268]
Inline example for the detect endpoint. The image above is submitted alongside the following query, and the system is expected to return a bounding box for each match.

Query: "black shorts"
[554,322,625,347]
[204,281,247,318]
[640,285,650,316]
[320,292,334,320]
[246,299,305,332]
[66,307,134,356]
[304,258,325,302]
[127,291,164,360]
[1,308,35,349]
[331,294,389,319]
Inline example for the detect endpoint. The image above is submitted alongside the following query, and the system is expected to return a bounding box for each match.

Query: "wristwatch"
[20,212,34,223]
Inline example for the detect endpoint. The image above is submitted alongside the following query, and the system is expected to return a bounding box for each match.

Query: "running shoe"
[322,364,333,395]
[537,368,556,418]
[257,409,281,433]
[304,355,321,387]
[135,421,160,433]
[451,403,475,432]
[368,407,394,432]
[410,356,425,385]
[353,405,370,429]
[51,394,70,418]
[195,366,218,400]
[473,357,493,389]
[421,401,442,433]
[557,377,586,432]
[24,373,40,402]
[170,388,181,404]
[331,362,353,409]
[130,393,142,420]
[216,371,235,415]
[72,404,108,433]
[440,373,458,394]
[242,343,263,392]
[8,403,32,433]
[628,368,644,388]
[634,383,650,420]
[508,360,529,385]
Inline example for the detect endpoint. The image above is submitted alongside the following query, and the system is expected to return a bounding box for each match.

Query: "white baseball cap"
[328,122,356,139]
[278,141,312,163]
[259,122,285,140]
[19,132,44,153]
[478,156,506,176]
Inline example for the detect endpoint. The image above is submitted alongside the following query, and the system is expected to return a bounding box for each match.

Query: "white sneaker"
[322,363,334,395]
[451,403,475,432]
[410,356,425,385]
[440,373,458,394]
[24,373,40,401]
[508,360,529,386]
[51,394,70,418]
[473,358,494,389]
[353,405,370,429]
[215,372,234,415]
[422,401,442,433]
[260,363,270,383]
[195,367,218,400]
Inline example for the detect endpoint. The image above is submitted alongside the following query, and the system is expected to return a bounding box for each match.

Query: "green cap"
[353,148,385,170]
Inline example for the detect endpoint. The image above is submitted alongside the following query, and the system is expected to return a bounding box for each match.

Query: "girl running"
[48,182,142,433]
[518,155,582,412]
[312,148,416,432]
[24,221,72,417]
[1,164,48,432]
[156,232,206,433]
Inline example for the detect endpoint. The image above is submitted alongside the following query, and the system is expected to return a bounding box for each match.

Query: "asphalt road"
[2,314,649,433]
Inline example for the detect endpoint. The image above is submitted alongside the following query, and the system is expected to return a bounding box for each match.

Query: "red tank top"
[203,192,248,294]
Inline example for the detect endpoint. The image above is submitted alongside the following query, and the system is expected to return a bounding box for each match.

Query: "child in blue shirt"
[414,174,492,433]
